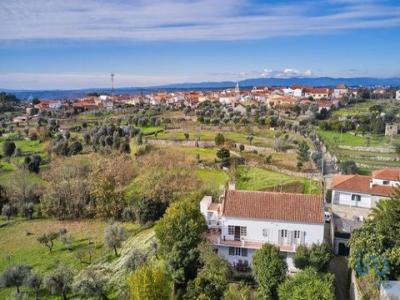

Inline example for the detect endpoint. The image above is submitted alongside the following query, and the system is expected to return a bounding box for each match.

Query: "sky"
[0,0,400,89]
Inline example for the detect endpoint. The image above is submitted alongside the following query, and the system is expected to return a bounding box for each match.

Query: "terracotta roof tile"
[331,174,395,197]
[222,190,324,223]
[372,168,400,181]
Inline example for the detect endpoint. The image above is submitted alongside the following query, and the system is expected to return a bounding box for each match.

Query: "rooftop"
[222,190,324,224]
[331,174,395,197]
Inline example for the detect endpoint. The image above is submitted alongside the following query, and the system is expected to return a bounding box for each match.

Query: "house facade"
[396,90,400,101]
[330,169,399,255]
[200,188,325,271]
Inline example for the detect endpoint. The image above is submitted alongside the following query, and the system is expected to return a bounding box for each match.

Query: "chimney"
[228,181,236,190]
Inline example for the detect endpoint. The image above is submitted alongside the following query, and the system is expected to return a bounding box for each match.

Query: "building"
[385,123,400,136]
[304,88,331,100]
[396,90,400,101]
[330,169,399,254]
[200,187,325,272]
[333,84,348,99]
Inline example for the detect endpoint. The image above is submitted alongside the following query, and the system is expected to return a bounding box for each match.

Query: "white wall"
[332,190,372,208]
[372,178,400,187]
[217,245,297,271]
[396,90,400,101]
[220,216,324,247]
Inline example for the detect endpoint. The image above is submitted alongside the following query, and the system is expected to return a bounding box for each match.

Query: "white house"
[200,188,325,272]
[333,84,348,99]
[396,90,400,101]
[330,168,399,254]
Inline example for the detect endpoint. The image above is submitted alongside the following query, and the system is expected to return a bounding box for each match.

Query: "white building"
[282,87,303,98]
[396,90,400,101]
[333,84,348,99]
[330,168,399,255]
[200,188,325,272]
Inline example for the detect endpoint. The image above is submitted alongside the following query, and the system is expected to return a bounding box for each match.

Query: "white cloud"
[261,68,314,78]
[0,0,399,41]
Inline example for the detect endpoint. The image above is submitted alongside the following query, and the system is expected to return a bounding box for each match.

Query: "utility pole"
[111,73,115,96]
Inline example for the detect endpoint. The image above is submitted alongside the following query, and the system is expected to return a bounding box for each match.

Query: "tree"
[128,261,172,300]
[7,169,37,213]
[104,223,126,256]
[293,244,333,272]
[133,197,167,225]
[184,133,190,140]
[42,156,91,219]
[217,148,230,166]
[69,141,83,155]
[0,264,32,294]
[25,272,43,300]
[339,160,358,174]
[74,268,109,300]
[154,198,207,292]
[252,244,287,300]
[3,141,16,157]
[185,243,230,300]
[224,283,256,300]
[90,155,135,218]
[24,154,42,173]
[296,141,310,170]
[349,192,400,279]
[1,203,13,221]
[278,268,335,300]
[37,231,59,253]
[246,135,254,145]
[239,144,245,152]
[124,249,148,272]
[44,264,73,300]
[215,133,225,146]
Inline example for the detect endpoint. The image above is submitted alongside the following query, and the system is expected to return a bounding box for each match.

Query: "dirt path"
[329,256,351,300]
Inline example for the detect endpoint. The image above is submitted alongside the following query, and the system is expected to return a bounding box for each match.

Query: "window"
[228,226,234,235]
[242,248,248,257]
[281,229,288,238]
[262,229,268,237]
[229,247,234,256]
[294,230,301,239]
[240,226,247,236]
[383,180,390,185]
[351,194,361,202]
[236,248,241,256]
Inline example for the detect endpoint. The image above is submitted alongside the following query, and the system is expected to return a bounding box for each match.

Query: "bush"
[339,160,358,174]
[293,243,333,272]
[3,141,16,157]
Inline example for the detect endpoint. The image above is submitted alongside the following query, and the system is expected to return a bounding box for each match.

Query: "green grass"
[139,125,163,134]
[332,99,399,117]
[235,166,320,194]
[0,218,140,299]
[317,129,393,147]
[196,169,230,191]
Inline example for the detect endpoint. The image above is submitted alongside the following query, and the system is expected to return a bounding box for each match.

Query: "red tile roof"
[331,174,395,197]
[372,168,400,181]
[222,190,324,224]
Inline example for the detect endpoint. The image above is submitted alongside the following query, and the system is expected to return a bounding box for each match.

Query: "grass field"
[317,129,395,147]
[235,166,320,194]
[332,99,399,117]
[196,169,230,191]
[0,218,142,299]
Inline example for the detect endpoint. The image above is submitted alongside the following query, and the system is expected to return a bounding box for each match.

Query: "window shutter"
[300,231,305,244]
[278,230,282,245]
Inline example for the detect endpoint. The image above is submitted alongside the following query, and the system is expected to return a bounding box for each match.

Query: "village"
[1,82,400,299]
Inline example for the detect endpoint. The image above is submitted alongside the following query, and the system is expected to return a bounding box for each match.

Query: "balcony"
[206,228,300,253]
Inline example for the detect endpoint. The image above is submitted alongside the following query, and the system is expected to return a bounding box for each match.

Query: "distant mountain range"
[2,77,400,100]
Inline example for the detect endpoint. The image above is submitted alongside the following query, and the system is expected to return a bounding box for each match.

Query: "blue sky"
[0,0,400,89]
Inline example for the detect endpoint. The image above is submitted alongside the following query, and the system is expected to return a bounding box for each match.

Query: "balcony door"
[234,226,241,241]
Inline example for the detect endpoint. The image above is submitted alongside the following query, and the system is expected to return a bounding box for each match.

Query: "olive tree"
[104,223,126,256]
